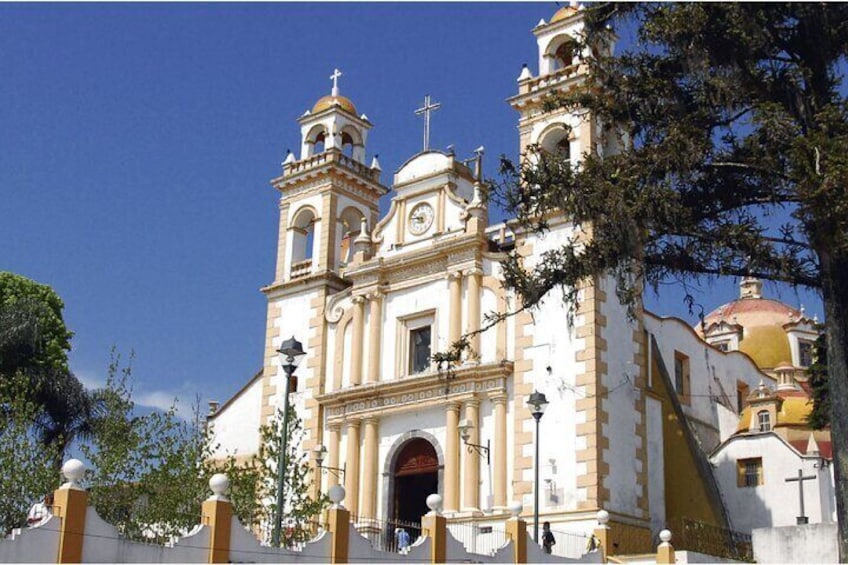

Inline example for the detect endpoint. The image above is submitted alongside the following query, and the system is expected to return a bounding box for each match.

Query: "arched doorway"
[391,438,439,537]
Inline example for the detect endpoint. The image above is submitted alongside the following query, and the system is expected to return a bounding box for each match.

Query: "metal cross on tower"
[415,95,441,151]
[785,468,817,524]
[330,68,342,96]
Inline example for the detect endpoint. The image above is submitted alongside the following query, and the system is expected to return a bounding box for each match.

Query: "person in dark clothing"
[542,521,556,554]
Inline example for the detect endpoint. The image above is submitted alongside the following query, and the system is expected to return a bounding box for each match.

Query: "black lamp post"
[312,445,346,479]
[527,390,549,543]
[271,336,306,547]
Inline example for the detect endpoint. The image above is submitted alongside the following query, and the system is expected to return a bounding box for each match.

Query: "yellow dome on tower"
[551,5,579,23]
[312,95,358,115]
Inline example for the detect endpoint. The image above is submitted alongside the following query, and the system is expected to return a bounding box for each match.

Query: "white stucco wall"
[209,375,263,458]
[752,523,839,564]
[645,313,768,449]
[711,433,835,533]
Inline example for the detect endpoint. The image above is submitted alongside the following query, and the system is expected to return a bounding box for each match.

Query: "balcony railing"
[290,259,313,279]
[282,149,380,181]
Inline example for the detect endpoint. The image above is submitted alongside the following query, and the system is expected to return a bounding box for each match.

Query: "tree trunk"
[820,249,848,562]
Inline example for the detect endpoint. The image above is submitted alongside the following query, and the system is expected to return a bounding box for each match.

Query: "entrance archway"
[391,438,439,538]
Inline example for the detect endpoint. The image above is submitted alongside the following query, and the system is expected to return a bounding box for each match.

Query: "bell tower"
[508,4,615,161]
[270,69,388,286]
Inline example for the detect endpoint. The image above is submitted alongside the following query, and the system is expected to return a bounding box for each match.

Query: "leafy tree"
[216,406,329,547]
[0,272,97,465]
[0,374,62,534]
[491,3,848,557]
[808,334,830,430]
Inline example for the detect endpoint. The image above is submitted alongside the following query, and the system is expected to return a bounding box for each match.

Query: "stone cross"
[415,95,441,151]
[330,68,342,96]
[785,468,817,524]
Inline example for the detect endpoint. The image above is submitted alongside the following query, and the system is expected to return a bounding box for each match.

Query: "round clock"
[408,202,434,235]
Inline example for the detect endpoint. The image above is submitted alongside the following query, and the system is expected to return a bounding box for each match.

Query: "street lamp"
[312,444,346,479]
[458,419,490,465]
[272,335,306,547]
[527,390,549,543]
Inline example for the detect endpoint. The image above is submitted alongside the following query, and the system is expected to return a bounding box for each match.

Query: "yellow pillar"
[466,268,482,358]
[505,516,528,564]
[422,513,447,563]
[656,530,675,564]
[54,487,88,563]
[360,417,379,519]
[366,292,383,384]
[201,476,233,564]
[448,272,462,346]
[344,419,361,517]
[350,296,365,386]
[327,422,341,488]
[493,393,508,509]
[444,402,461,512]
[328,504,351,564]
[463,399,480,511]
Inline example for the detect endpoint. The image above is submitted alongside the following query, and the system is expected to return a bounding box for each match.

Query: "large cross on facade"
[785,468,817,524]
[330,68,342,96]
[415,95,441,151]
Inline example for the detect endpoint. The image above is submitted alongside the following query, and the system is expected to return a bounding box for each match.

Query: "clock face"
[408,202,434,236]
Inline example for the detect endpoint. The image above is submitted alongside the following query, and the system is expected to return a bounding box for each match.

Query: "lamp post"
[271,336,306,547]
[527,390,549,543]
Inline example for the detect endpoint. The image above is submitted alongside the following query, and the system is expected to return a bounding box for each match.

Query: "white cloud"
[72,366,199,422]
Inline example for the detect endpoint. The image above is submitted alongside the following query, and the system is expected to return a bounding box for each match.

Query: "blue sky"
[0,3,822,415]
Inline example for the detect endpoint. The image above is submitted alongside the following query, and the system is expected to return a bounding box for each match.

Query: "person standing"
[542,521,556,554]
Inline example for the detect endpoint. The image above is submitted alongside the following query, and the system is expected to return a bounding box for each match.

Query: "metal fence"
[543,527,591,559]
[668,518,753,562]
[350,514,422,554]
[447,522,509,556]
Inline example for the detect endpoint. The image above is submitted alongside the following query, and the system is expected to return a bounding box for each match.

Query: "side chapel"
[209,5,834,551]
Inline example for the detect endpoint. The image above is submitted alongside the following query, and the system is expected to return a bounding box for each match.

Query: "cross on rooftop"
[785,468,817,524]
[415,95,441,152]
[330,69,342,96]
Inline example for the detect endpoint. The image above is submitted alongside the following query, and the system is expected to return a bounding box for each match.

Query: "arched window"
[546,35,579,73]
[305,125,328,158]
[539,124,572,161]
[757,410,771,432]
[337,207,365,267]
[290,207,317,278]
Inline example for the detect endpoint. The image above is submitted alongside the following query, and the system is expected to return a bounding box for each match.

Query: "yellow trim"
[328,506,351,563]
[422,513,447,563]
[505,518,527,564]
[202,498,233,563]
[54,487,88,563]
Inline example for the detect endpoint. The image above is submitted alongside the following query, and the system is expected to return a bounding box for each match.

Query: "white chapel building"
[208,5,834,555]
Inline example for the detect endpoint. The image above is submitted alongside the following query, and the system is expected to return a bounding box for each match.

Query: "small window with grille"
[758,410,771,432]
[737,458,763,487]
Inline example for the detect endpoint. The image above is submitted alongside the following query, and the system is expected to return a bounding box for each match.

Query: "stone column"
[344,419,361,517]
[366,292,383,384]
[444,402,461,512]
[360,417,379,519]
[448,272,463,346]
[466,269,482,358]
[492,393,508,509]
[327,423,342,488]
[462,399,481,511]
[350,296,365,386]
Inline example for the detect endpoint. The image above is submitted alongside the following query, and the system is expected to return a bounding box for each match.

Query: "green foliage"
[0,272,72,375]
[807,334,830,430]
[0,374,62,534]
[80,353,213,541]
[249,406,329,547]
[0,272,96,463]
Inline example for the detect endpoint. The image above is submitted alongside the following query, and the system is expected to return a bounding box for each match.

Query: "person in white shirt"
[27,493,53,527]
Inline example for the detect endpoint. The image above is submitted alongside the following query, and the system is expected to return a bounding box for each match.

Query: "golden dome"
[312,95,357,115]
[699,281,801,371]
[551,5,579,23]
[737,325,793,370]
[735,392,813,434]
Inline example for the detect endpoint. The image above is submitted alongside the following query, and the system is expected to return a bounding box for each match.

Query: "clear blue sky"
[0,3,822,415]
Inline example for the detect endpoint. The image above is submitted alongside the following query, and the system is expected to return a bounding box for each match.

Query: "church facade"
[208,5,832,554]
